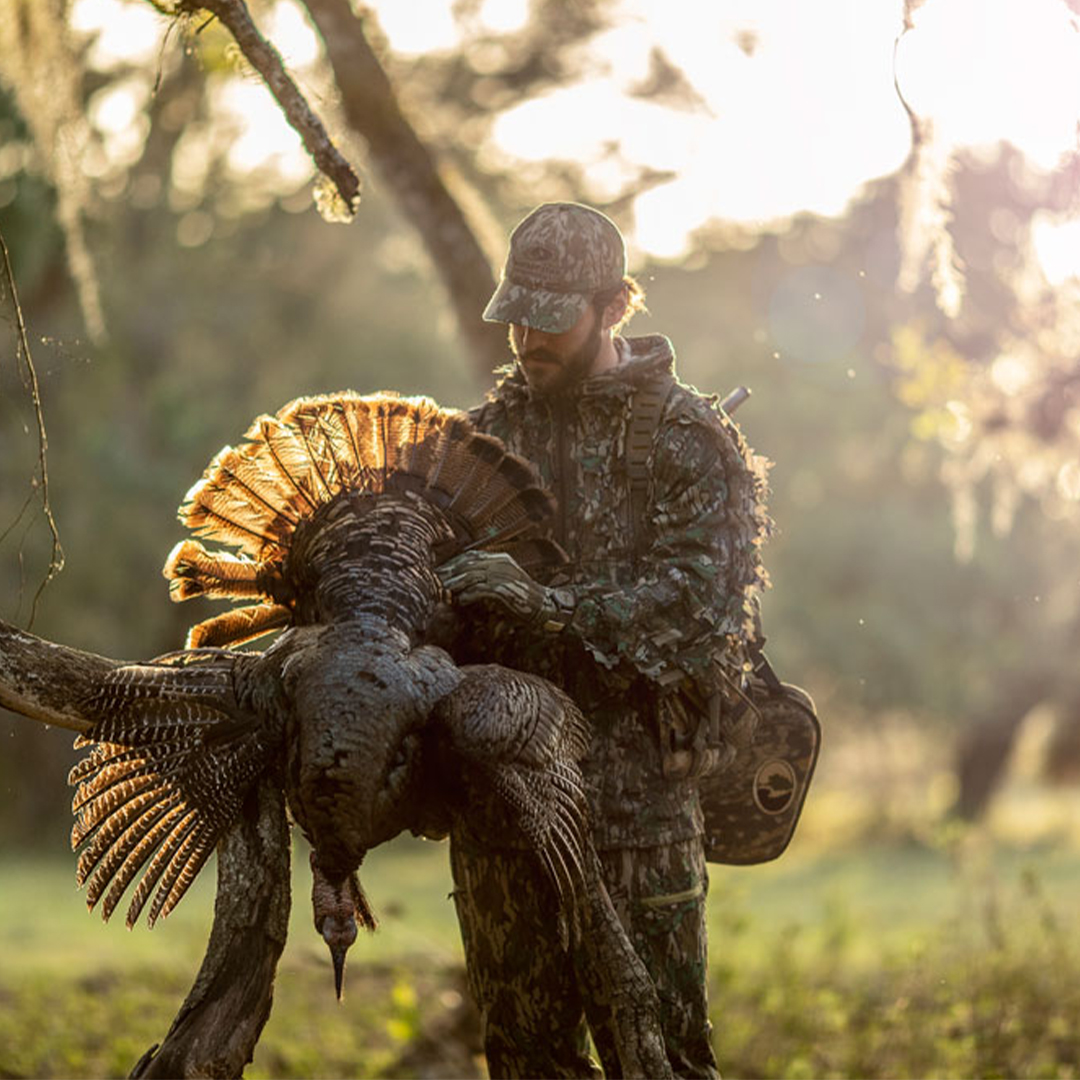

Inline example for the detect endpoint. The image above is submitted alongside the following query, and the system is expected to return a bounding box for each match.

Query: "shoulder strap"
[626,373,676,557]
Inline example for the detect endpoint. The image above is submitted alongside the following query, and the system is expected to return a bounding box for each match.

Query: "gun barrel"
[720,385,751,414]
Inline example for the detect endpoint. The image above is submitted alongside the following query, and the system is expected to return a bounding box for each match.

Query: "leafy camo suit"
[449,332,770,1078]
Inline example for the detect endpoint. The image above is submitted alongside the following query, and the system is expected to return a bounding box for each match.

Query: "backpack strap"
[626,373,676,558]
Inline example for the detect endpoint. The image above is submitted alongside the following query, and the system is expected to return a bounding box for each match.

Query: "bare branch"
[0,619,118,733]
[0,227,65,626]
[180,0,361,216]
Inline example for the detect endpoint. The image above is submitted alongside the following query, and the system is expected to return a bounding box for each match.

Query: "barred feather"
[244,416,322,512]
[109,810,202,925]
[71,756,169,830]
[68,655,276,928]
[184,604,291,649]
[146,822,216,927]
[163,540,264,602]
[75,785,175,880]
[87,804,193,914]
[78,793,181,892]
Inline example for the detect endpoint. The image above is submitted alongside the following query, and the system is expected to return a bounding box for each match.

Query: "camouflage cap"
[483,203,627,334]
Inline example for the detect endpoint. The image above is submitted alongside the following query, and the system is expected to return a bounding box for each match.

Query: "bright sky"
[70,0,1080,271]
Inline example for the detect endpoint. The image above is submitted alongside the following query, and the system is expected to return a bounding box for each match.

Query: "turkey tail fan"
[283,392,559,559]
[451,451,547,522]
[68,654,280,928]
[167,391,566,629]
[244,416,324,512]
[280,398,364,492]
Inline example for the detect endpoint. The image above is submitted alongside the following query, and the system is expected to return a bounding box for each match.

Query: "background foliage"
[1,1,1078,1076]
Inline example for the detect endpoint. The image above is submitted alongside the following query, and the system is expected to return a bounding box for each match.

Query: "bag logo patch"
[753,759,797,815]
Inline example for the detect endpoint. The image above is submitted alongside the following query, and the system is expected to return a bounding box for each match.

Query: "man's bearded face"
[510,304,603,396]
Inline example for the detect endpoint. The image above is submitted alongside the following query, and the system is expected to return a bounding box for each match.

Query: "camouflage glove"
[436,552,576,631]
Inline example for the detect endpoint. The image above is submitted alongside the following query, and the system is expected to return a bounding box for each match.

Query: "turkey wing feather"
[70,648,285,928]
[432,664,590,909]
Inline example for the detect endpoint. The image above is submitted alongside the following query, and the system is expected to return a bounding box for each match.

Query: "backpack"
[628,375,821,865]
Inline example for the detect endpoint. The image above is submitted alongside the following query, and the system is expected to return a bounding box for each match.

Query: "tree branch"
[0,618,118,733]
[182,0,361,215]
[299,0,507,376]
[0,617,292,1078]
[0,228,65,626]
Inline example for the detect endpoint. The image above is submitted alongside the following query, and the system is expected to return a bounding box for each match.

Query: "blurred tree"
[0,0,672,375]
[891,0,1080,815]
[1,0,1077,840]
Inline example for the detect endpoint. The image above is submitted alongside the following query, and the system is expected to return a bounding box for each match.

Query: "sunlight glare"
[218,82,307,185]
[477,0,530,36]
[990,354,1034,396]
[496,0,911,256]
[370,0,458,56]
[1057,461,1080,502]
[63,0,1080,263]
[1032,213,1080,285]
[266,1,322,68]
[89,80,144,135]
[634,179,713,259]
[896,0,1080,168]
[70,0,165,69]
[88,77,152,170]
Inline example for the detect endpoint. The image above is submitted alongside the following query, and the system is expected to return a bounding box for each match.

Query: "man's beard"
[513,313,603,396]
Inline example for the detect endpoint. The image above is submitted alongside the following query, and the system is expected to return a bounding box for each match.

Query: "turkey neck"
[282,492,448,633]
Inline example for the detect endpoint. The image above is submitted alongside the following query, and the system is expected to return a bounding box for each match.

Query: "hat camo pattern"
[483,203,627,334]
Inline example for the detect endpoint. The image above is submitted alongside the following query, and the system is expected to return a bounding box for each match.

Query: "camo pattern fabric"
[449,834,718,1079]
[458,332,772,850]
[483,203,627,334]
[591,840,717,1078]
[449,837,602,1079]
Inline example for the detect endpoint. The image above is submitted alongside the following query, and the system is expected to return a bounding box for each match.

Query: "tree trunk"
[299,0,508,377]
[131,777,291,1080]
[0,619,292,1078]
[951,674,1046,821]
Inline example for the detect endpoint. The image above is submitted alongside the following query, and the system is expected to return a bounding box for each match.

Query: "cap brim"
[482,279,590,334]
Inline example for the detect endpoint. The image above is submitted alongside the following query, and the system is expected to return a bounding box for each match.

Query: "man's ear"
[600,287,629,331]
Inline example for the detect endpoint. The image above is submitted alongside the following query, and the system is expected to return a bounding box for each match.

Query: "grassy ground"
[2,717,1079,1080]
[1,822,1079,1079]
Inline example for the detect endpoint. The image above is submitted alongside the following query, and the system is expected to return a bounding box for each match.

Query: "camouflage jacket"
[457,333,770,850]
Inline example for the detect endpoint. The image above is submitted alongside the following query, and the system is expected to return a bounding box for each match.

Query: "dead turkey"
[64,391,595,992]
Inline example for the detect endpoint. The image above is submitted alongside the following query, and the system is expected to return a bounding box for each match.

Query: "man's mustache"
[521,347,562,365]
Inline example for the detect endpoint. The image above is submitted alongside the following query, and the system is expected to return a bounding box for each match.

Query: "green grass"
[1,831,1079,1078]
[708,837,1080,1079]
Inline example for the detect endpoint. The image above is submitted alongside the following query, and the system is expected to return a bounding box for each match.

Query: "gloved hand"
[436,551,575,629]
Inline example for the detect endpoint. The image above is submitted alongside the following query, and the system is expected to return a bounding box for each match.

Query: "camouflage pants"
[449,835,719,1079]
